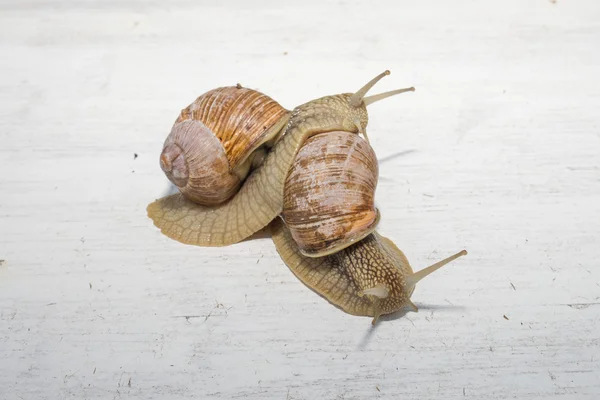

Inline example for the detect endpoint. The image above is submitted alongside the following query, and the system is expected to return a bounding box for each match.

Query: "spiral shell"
[281,131,380,257]
[160,86,289,205]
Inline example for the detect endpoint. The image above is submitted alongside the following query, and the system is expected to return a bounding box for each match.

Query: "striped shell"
[159,86,289,205]
[281,131,380,257]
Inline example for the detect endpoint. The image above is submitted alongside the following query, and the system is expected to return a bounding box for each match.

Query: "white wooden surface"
[1,0,599,399]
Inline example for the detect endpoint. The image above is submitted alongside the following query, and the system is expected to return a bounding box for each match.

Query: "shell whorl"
[176,86,289,170]
[160,86,289,205]
[160,143,188,187]
[282,131,380,257]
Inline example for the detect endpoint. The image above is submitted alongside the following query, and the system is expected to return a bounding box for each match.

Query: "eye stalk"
[403,250,468,299]
[350,70,391,107]
[348,70,415,143]
[363,86,415,106]
[350,70,415,108]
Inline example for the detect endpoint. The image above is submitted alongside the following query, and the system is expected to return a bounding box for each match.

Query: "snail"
[147,70,414,249]
[159,85,290,205]
[148,72,467,325]
[272,127,467,324]
[271,218,467,325]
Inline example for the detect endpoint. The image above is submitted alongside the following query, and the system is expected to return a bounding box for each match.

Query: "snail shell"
[281,131,380,257]
[160,86,289,205]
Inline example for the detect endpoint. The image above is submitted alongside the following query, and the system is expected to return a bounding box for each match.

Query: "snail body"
[271,219,467,325]
[148,71,414,250]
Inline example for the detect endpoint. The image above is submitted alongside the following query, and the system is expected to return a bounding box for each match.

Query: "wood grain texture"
[1,1,599,399]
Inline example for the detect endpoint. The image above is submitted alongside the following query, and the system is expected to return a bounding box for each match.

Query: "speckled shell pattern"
[161,86,288,206]
[281,131,379,257]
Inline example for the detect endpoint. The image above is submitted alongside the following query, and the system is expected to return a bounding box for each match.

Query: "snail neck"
[287,94,368,142]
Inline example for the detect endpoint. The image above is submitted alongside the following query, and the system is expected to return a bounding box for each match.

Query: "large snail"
[147,70,413,251]
[272,127,466,324]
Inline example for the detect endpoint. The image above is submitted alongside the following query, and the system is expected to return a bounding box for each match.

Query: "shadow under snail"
[147,71,467,324]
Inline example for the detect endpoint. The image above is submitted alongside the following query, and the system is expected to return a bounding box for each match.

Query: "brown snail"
[271,127,467,324]
[147,70,414,249]
[159,85,290,205]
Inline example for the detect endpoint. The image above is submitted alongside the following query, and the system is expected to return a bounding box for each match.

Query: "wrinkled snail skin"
[271,219,467,325]
[147,71,414,248]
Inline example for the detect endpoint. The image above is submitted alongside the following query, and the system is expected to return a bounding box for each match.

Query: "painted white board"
[1,1,599,399]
